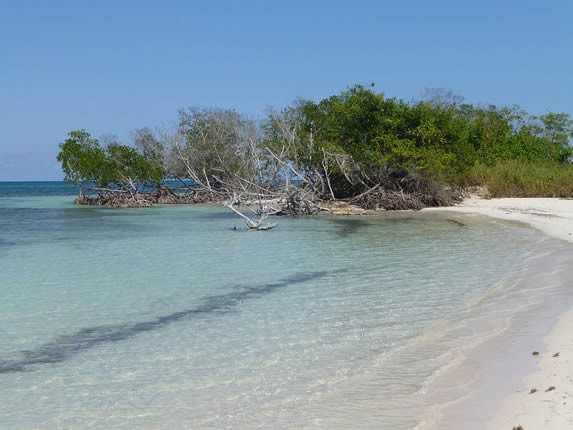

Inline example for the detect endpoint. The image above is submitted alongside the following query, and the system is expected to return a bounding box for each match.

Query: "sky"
[1,0,572,181]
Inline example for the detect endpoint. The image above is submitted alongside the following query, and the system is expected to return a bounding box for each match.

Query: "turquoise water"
[0,181,78,197]
[1,183,571,429]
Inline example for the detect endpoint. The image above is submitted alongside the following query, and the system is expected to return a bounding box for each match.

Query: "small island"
[57,86,573,230]
[4,1,573,428]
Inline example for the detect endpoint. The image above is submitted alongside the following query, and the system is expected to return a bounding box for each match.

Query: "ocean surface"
[1,182,572,429]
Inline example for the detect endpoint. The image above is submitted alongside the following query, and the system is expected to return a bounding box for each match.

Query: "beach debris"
[532,351,539,356]
[512,425,524,430]
[529,388,537,394]
[225,197,279,231]
[545,386,556,392]
[553,352,560,357]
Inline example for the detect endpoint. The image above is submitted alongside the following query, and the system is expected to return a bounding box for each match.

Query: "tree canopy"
[57,85,573,209]
[57,130,164,194]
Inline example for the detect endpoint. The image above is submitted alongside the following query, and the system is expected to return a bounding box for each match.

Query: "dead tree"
[162,107,330,229]
[224,196,278,231]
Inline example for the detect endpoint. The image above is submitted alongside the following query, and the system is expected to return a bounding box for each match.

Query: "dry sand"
[430,198,573,429]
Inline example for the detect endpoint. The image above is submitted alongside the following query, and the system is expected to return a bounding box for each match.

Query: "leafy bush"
[57,130,164,191]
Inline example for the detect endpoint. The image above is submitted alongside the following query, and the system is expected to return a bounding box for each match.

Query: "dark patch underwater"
[0,270,343,374]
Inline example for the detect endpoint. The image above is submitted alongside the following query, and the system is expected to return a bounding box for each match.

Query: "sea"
[1,181,572,429]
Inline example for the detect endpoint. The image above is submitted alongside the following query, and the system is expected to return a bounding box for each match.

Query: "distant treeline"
[57,86,573,208]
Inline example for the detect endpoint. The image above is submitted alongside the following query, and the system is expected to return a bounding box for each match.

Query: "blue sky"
[1,0,572,181]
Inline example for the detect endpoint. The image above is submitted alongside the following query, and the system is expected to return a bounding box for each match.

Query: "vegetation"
[465,160,573,198]
[57,86,573,219]
[57,130,165,207]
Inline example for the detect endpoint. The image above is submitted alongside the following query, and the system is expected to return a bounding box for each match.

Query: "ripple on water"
[0,196,570,429]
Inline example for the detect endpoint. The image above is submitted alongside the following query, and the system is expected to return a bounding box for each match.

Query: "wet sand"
[430,198,573,429]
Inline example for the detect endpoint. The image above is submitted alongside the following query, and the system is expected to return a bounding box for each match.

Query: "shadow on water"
[446,218,467,227]
[330,218,371,238]
[330,214,468,238]
[0,270,344,374]
[330,216,425,238]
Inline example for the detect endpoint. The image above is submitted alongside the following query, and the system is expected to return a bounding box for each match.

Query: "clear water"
[1,182,572,429]
[0,181,79,197]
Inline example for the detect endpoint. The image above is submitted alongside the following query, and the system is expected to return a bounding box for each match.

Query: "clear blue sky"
[1,0,571,181]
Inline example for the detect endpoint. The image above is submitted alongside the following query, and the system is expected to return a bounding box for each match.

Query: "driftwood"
[277,190,325,215]
[348,180,463,210]
[350,190,425,210]
[225,198,278,231]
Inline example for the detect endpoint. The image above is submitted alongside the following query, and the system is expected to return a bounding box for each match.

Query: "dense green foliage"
[57,130,107,186]
[58,86,573,203]
[57,130,164,191]
[294,86,572,185]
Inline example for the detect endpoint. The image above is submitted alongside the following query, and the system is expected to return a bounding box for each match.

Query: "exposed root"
[349,188,462,211]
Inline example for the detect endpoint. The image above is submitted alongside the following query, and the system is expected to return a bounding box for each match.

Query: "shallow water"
[1,183,572,429]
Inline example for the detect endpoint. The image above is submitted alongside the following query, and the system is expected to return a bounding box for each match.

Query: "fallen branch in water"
[225,197,278,231]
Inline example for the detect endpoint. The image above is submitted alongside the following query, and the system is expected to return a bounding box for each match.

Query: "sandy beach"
[432,198,573,429]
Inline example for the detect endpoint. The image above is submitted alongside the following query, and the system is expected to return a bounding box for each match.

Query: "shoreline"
[428,197,573,244]
[428,198,573,429]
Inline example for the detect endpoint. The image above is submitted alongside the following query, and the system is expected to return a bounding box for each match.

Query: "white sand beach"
[436,197,573,244]
[432,198,573,429]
